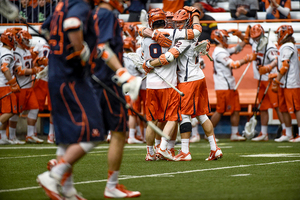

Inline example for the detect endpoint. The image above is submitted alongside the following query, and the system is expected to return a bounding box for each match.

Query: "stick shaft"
[153,71,184,96]
[234,62,251,91]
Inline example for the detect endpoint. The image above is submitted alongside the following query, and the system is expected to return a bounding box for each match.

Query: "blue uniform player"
[37,0,141,199]
[91,0,141,198]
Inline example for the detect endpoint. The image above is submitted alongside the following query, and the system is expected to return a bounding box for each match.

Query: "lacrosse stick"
[0,78,36,101]
[36,66,48,79]
[243,28,271,139]
[194,40,213,61]
[127,53,185,96]
[91,74,170,140]
[234,62,251,91]
[0,0,19,21]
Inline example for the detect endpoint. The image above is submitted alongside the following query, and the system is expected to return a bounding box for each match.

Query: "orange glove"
[259,64,272,75]
[32,67,43,74]
[15,66,26,76]
[244,25,251,44]
[142,60,154,74]
[243,53,256,63]
[34,57,48,67]
[5,77,20,93]
[271,79,282,93]
[228,29,242,38]
[268,73,277,80]
[183,6,201,18]
[30,47,39,60]
[152,30,172,48]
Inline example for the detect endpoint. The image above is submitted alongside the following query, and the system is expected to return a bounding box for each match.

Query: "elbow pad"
[97,43,114,63]
[158,48,180,65]
[230,61,241,69]
[279,60,289,75]
[187,24,202,39]
[15,66,26,76]
[1,63,9,73]
[63,17,82,31]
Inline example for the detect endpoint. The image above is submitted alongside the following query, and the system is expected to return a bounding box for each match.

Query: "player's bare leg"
[230,111,245,141]
[145,120,158,161]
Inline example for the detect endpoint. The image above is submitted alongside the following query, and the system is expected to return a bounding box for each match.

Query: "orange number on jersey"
[49,2,64,55]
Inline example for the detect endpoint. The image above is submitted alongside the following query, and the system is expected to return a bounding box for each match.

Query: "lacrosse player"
[8,30,44,144]
[232,24,285,141]
[273,25,300,142]
[123,37,144,144]
[31,39,55,144]
[37,0,141,199]
[0,29,20,145]
[210,29,256,141]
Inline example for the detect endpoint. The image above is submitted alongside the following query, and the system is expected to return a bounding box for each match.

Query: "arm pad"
[279,60,289,75]
[97,43,114,63]
[1,63,9,73]
[230,61,241,69]
[15,66,26,76]
[158,48,180,66]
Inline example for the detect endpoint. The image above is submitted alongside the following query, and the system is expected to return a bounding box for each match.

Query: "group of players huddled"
[0,0,299,198]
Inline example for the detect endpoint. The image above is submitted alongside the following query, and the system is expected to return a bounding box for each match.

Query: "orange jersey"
[265,0,291,19]
[162,0,184,13]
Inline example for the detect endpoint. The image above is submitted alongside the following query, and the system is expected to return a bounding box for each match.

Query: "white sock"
[34,124,37,135]
[9,127,16,139]
[261,126,268,135]
[62,174,74,194]
[160,137,168,150]
[281,123,286,130]
[286,127,292,137]
[106,171,119,190]
[51,161,72,179]
[298,127,300,136]
[208,135,217,151]
[136,125,142,136]
[27,125,35,137]
[129,128,135,139]
[146,145,154,155]
[155,139,161,147]
[167,140,175,150]
[49,122,55,136]
[0,130,7,140]
[181,139,189,153]
[231,126,238,134]
[191,126,198,137]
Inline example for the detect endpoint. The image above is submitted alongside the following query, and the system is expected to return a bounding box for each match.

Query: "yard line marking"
[0,159,299,193]
[0,154,54,159]
[231,174,251,177]
[277,146,293,148]
[0,145,145,150]
[240,153,300,157]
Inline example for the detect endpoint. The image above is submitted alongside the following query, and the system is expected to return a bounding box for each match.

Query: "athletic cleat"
[230,132,246,141]
[289,134,300,142]
[63,188,87,200]
[106,131,111,143]
[37,171,63,200]
[145,153,156,161]
[9,138,26,145]
[274,134,293,142]
[104,184,141,198]
[206,147,223,161]
[26,135,44,143]
[158,148,174,161]
[169,148,176,157]
[204,134,219,142]
[154,144,163,160]
[47,134,55,144]
[135,135,144,142]
[47,159,58,171]
[251,132,268,141]
[0,138,13,145]
[190,134,200,143]
[127,137,143,144]
[174,151,192,161]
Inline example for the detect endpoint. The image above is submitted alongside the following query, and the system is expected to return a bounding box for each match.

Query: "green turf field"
[0,139,299,200]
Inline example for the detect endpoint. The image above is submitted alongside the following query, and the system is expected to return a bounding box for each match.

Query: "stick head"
[0,0,19,21]
[244,116,257,139]
[127,53,144,67]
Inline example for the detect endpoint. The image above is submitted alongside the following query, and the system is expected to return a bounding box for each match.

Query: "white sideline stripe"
[231,174,251,177]
[0,159,299,193]
[241,153,300,157]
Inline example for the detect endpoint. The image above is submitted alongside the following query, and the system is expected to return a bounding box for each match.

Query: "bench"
[207,89,257,117]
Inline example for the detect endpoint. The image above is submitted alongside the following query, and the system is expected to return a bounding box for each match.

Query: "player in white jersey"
[9,30,44,144]
[272,25,300,142]
[123,37,144,144]
[146,7,223,161]
[234,24,285,141]
[210,29,256,141]
[0,29,21,145]
[31,39,55,144]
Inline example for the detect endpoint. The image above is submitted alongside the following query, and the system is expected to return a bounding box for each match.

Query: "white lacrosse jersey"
[175,39,205,83]
[278,42,300,88]
[212,46,236,90]
[250,38,278,81]
[33,41,50,82]
[14,47,33,89]
[0,47,14,87]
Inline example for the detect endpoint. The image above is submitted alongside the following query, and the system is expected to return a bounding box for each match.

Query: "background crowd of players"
[0,0,299,198]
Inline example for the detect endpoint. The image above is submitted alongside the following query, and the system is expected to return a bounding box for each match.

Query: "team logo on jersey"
[92,129,100,137]
[4,58,10,62]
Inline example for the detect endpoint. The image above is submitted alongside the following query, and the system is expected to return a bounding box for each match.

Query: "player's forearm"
[269,59,278,69]
[3,70,13,82]
[68,30,84,52]
[106,54,123,72]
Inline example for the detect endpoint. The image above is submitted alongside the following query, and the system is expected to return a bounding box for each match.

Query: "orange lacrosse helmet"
[123,37,136,52]
[1,31,15,49]
[172,9,192,29]
[97,0,124,13]
[148,8,166,29]
[15,30,32,50]
[123,23,138,39]
[250,24,264,39]
[165,11,174,29]
[211,29,229,48]
[275,25,294,45]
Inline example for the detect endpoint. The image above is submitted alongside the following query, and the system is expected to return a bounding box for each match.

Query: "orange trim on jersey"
[169,48,180,59]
